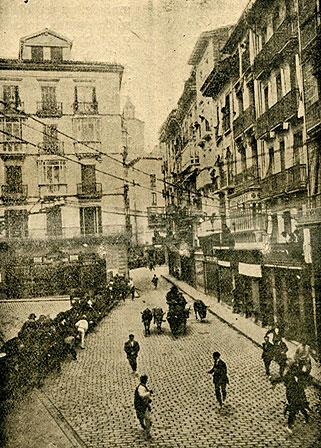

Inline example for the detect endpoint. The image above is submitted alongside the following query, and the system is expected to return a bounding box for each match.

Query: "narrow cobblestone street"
[24,268,321,448]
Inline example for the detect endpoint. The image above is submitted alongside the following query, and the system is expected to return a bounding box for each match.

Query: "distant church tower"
[123,97,136,120]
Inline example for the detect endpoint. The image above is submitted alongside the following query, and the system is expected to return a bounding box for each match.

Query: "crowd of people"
[0,274,132,411]
[262,324,318,433]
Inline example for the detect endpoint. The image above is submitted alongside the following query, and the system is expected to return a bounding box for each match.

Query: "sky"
[0,0,249,152]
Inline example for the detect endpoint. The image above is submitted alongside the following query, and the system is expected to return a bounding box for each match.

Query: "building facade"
[161,2,320,354]
[0,29,129,298]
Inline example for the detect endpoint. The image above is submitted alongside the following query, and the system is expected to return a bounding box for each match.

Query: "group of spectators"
[0,274,131,411]
[262,324,318,433]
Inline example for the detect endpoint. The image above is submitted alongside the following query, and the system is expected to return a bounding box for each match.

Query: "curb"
[34,390,87,447]
[162,274,321,390]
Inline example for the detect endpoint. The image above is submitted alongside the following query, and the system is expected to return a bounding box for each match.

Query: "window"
[150,174,156,188]
[43,124,58,145]
[268,146,275,174]
[152,192,157,205]
[276,72,283,102]
[81,164,96,191]
[293,132,303,165]
[39,160,66,185]
[236,89,244,114]
[3,85,21,108]
[226,148,234,184]
[46,206,62,237]
[31,46,44,62]
[50,47,63,62]
[283,211,291,235]
[74,86,98,113]
[248,81,255,107]
[80,206,102,235]
[273,6,281,31]
[73,118,101,142]
[280,139,285,171]
[41,86,57,109]
[222,94,231,132]
[5,166,22,191]
[5,209,28,238]
[264,85,269,112]
[1,119,21,142]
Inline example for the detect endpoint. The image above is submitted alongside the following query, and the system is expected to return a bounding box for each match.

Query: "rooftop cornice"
[188,25,234,66]
[0,59,124,74]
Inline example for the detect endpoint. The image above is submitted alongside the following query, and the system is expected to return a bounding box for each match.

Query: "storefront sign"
[239,262,262,278]
[218,260,230,267]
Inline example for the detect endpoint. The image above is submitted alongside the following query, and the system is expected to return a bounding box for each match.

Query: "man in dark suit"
[208,351,229,408]
[124,334,140,372]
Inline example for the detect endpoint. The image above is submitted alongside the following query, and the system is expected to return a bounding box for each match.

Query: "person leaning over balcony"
[75,315,89,349]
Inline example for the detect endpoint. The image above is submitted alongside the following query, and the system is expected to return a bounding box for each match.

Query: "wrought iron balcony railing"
[0,141,27,155]
[256,89,299,138]
[1,184,28,202]
[73,101,98,115]
[36,102,63,117]
[77,182,102,199]
[233,105,255,139]
[39,184,67,198]
[38,141,64,156]
[260,164,306,199]
[253,16,298,76]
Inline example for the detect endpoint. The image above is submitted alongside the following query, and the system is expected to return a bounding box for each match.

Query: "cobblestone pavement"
[0,299,70,342]
[35,268,320,448]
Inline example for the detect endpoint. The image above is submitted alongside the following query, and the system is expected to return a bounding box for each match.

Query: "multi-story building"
[161,2,320,353]
[201,0,312,345]
[297,0,321,356]
[0,28,129,297]
[122,99,165,261]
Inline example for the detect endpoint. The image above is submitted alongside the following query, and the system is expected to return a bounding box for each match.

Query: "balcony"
[230,213,267,234]
[196,168,212,190]
[38,141,64,156]
[77,183,102,200]
[233,165,259,193]
[147,206,166,229]
[36,102,63,118]
[233,105,255,139]
[260,164,307,199]
[256,89,299,138]
[0,141,27,157]
[74,141,102,159]
[253,17,298,76]
[73,102,98,115]
[39,184,67,199]
[181,141,199,172]
[1,184,28,202]
[305,101,321,134]
[0,101,24,115]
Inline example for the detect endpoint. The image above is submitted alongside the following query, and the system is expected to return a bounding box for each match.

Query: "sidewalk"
[161,270,321,388]
[2,389,86,448]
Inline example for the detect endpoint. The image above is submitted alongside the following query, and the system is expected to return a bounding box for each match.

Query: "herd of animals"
[141,285,209,337]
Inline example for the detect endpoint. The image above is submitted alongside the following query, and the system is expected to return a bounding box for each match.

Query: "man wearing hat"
[208,351,229,408]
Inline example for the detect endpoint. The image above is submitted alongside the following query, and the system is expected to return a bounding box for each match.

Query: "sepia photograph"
[0,0,320,446]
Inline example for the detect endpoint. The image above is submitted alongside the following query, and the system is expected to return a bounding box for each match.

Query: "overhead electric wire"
[0,102,308,210]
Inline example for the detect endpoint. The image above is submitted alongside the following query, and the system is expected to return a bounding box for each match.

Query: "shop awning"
[239,262,262,278]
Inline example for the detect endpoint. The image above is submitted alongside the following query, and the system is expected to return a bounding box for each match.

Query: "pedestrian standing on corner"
[262,335,274,377]
[151,274,159,289]
[208,351,229,409]
[134,374,153,436]
[124,334,140,372]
